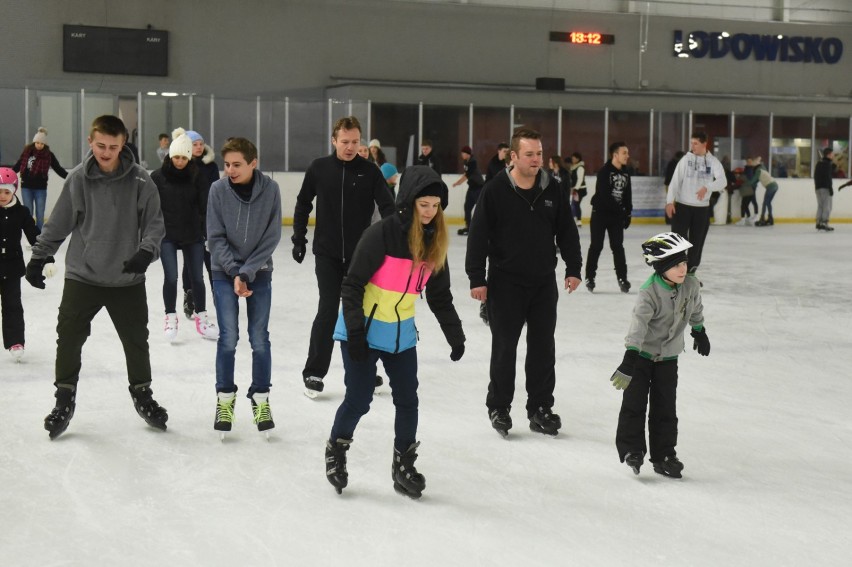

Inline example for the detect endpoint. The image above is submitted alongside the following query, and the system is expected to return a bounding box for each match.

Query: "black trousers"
[615,358,679,463]
[463,187,482,227]
[303,255,348,379]
[585,211,627,281]
[486,275,558,418]
[55,279,152,388]
[671,203,710,271]
[0,276,24,349]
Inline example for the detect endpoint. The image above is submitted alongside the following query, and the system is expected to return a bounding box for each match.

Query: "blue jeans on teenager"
[212,271,272,397]
[20,187,47,230]
[160,239,206,314]
[330,343,419,451]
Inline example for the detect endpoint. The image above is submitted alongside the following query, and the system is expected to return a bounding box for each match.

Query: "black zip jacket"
[340,165,464,350]
[814,156,835,193]
[591,161,633,216]
[0,198,40,278]
[151,160,209,245]
[292,153,395,262]
[465,168,582,287]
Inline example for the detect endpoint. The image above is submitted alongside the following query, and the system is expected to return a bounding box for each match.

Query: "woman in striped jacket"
[326,165,466,499]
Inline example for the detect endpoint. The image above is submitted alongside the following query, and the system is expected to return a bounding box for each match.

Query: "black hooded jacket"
[151,160,209,245]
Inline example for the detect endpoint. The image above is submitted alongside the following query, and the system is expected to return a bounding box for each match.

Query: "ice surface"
[2,224,850,566]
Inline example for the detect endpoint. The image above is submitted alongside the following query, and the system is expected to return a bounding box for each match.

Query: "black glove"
[122,249,154,274]
[25,256,55,289]
[623,215,632,229]
[610,349,638,390]
[292,243,306,264]
[450,344,465,362]
[691,327,710,356]
[347,330,369,362]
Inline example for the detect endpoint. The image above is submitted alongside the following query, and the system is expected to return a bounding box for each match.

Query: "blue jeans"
[212,273,272,396]
[160,240,206,313]
[20,187,47,230]
[760,182,778,219]
[330,343,419,451]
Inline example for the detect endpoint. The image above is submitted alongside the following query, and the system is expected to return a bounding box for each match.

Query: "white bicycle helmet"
[642,232,692,271]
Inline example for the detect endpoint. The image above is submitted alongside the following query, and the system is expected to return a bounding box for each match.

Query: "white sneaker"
[9,344,24,362]
[164,313,178,343]
[194,311,219,340]
[575,219,582,227]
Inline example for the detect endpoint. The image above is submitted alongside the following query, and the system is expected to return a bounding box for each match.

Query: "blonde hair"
[407,204,449,273]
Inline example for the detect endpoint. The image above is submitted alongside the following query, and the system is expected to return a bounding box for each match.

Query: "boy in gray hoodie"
[207,137,281,437]
[609,232,710,479]
[26,115,167,439]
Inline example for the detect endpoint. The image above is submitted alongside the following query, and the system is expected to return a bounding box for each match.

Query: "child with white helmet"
[610,231,711,479]
[0,167,53,361]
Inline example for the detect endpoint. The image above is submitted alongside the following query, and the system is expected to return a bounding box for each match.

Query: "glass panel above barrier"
[289,100,327,171]
[656,112,688,179]
[733,114,769,168]
[472,106,509,176]
[0,88,27,168]
[693,113,731,165]
[815,116,849,178]
[371,102,418,170]
[423,104,468,174]
[561,110,605,175]
[608,110,649,176]
[771,116,811,178]
[141,94,190,169]
[258,98,287,172]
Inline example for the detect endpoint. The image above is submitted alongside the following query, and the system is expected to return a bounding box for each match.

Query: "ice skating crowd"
[26,111,851,498]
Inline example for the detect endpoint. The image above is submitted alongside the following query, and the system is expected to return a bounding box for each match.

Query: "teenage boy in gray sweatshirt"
[26,115,167,440]
[207,137,282,437]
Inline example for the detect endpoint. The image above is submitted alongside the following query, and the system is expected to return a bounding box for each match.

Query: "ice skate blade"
[393,482,423,500]
[529,423,559,437]
[304,388,320,399]
[653,467,682,479]
[630,465,640,475]
[494,428,509,439]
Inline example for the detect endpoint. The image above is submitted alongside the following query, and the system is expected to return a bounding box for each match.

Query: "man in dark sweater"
[453,145,485,235]
[292,116,395,398]
[465,127,582,439]
[585,141,633,293]
[416,139,441,174]
[485,143,510,183]
[814,147,836,231]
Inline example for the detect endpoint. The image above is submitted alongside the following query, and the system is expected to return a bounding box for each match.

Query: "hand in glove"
[623,214,632,229]
[691,327,711,356]
[610,349,638,390]
[347,330,369,362]
[25,256,55,289]
[450,343,465,362]
[122,249,154,274]
[292,242,306,264]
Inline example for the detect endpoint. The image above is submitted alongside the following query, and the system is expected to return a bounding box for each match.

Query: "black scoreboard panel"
[63,25,169,76]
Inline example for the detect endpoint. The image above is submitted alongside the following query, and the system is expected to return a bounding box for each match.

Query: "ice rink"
[1,223,849,566]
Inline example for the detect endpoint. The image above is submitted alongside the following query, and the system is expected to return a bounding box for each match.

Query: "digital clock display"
[549,31,616,45]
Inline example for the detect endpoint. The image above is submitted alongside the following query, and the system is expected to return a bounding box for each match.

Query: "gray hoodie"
[206,170,282,282]
[32,147,164,287]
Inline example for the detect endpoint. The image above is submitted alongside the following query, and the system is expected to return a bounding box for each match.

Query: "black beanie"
[654,251,688,275]
[414,182,445,202]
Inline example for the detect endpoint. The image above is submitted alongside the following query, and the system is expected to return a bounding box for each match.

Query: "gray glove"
[610,350,638,391]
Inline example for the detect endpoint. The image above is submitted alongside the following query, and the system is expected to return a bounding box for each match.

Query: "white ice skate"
[9,344,24,362]
[164,313,178,343]
[193,312,219,340]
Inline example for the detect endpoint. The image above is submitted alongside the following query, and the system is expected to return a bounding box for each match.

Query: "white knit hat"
[169,128,193,160]
[369,139,381,149]
[32,127,48,144]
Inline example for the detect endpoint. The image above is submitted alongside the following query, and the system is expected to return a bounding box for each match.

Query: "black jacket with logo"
[591,161,632,217]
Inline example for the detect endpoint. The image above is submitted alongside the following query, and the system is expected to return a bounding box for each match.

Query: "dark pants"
[463,187,482,227]
[55,279,152,388]
[671,203,711,271]
[740,194,758,217]
[182,249,213,291]
[161,240,206,313]
[571,190,586,221]
[0,277,24,349]
[486,275,557,417]
[585,211,627,281]
[616,358,678,463]
[330,343,419,452]
[303,255,348,379]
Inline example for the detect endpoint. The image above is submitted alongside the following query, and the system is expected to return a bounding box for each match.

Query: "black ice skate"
[303,376,324,399]
[392,442,426,499]
[183,289,195,320]
[489,408,512,438]
[585,278,595,292]
[129,384,168,431]
[652,455,684,479]
[618,278,631,293]
[624,452,644,475]
[251,392,275,438]
[44,387,76,440]
[529,406,561,436]
[214,391,236,440]
[326,438,352,494]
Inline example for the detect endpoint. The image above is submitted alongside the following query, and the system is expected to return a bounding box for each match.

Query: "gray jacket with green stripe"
[625,272,704,361]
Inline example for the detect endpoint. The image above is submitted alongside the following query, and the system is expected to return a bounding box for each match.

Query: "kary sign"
[673,30,843,63]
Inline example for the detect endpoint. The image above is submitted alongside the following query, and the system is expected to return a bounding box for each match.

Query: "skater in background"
[0,167,44,361]
[13,127,68,231]
[665,132,727,278]
[610,232,710,479]
[27,115,167,439]
[325,166,465,499]
[751,156,779,226]
[569,152,587,227]
[207,137,281,436]
[155,133,170,163]
[452,145,484,235]
[663,151,685,225]
[416,139,441,174]
[466,127,581,439]
[151,128,218,343]
[292,116,395,398]
[814,147,836,231]
[181,129,219,318]
[585,141,633,294]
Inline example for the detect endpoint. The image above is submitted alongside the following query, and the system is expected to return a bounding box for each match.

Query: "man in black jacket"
[814,147,836,231]
[453,145,484,235]
[292,116,395,398]
[416,139,441,174]
[465,127,582,439]
[585,141,633,293]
